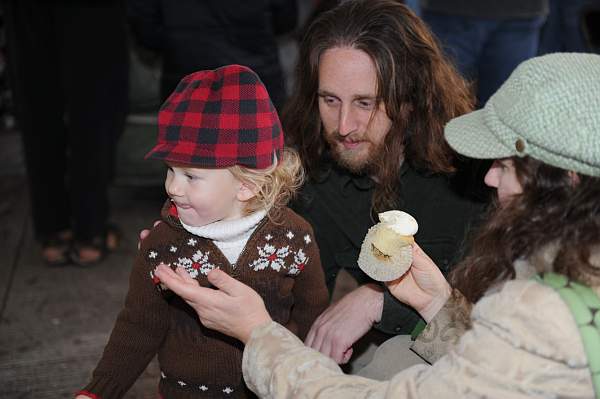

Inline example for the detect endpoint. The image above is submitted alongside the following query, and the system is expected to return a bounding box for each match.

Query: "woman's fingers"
[155,264,271,343]
[155,264,202,301]
[206,268,246,296]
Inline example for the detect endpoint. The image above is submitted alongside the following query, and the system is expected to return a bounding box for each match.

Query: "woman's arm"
[410,288,473,363]
[241,280,589,398]
[386,243,452,322]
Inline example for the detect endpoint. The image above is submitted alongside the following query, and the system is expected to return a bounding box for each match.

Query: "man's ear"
[237,181,257,202]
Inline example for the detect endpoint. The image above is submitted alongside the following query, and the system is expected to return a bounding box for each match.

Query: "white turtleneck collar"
[180,209,268,265]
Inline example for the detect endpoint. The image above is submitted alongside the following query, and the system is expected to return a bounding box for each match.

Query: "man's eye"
[321,96,338,105]
[186,174,197,180]
[357,100,374,109]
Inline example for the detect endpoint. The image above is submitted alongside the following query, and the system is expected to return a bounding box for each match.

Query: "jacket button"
[515,138,526,153]
[394,326,402,332]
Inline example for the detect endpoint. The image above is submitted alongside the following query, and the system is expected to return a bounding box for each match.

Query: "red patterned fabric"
[145,64,283,169]
[75,390,101,399]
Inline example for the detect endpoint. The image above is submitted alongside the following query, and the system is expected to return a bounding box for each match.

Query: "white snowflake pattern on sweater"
[248,231,314,275]
[249,244,290,271]
[173,250,216,278]
[288,248,309,276]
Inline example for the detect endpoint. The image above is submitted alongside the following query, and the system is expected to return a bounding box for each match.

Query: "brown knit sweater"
[80,202,329,398]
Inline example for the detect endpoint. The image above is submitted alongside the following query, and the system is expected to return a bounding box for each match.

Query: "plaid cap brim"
[145,139,280,168]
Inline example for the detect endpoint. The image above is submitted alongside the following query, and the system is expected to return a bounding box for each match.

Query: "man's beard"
[324,130,385,175]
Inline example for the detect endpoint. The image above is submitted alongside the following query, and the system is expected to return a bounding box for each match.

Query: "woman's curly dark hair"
[450,156,600,302]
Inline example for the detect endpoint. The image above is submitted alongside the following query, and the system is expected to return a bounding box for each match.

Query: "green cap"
[444,53,600,177]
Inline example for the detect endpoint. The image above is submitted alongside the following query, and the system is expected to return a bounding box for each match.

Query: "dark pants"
[5,0,129,242]
[538,0,600,54]
[424,11,546,106]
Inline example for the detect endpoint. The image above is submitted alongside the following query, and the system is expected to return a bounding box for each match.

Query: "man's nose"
[338,105,358,137]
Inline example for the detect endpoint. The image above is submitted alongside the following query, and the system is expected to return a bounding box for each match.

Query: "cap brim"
[144,143,198,165]
[144,144,167,161]
[444,108,515,160]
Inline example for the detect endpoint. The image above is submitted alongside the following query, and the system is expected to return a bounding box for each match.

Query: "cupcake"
[358,210,418,281]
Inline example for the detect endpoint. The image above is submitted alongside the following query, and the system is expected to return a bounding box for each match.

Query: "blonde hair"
[229,147,304,219]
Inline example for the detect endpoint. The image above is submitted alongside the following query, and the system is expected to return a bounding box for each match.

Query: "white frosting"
[378,210,418,236]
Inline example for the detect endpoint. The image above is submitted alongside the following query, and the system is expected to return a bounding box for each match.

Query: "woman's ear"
[237,181,257,202]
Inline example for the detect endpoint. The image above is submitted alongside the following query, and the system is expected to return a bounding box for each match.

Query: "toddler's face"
[165,163,246,226]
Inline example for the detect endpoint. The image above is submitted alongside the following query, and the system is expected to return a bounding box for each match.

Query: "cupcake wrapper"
[358,223,412,282]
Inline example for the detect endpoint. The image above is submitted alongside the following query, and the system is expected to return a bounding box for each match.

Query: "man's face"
[318,46,393,173]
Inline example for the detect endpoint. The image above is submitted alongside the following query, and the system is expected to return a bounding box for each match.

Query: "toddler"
[76,65,329,398]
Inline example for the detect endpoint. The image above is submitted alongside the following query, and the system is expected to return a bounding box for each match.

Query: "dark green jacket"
[291,161,486,335]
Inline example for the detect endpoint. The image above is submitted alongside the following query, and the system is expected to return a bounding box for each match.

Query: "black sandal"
[71,225,121,267]
[71,236,107,266]
[41,230,73,266]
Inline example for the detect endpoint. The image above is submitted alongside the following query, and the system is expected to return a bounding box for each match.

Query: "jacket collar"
[514,242,600,292]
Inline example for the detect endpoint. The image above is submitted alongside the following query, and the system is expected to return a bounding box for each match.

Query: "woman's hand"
[386,243,451,322]
[154,264,272,343]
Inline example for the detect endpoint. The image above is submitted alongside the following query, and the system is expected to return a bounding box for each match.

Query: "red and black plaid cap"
[145,64,283,169]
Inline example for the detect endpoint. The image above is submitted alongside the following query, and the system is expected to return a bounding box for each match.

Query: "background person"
[420,0,549,107]
[4,0,129,265]
[127,0,297,110]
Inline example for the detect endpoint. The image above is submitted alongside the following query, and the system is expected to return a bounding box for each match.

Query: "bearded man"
[284,0,485,368]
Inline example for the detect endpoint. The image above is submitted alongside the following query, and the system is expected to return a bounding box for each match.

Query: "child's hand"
[137,220,162,249]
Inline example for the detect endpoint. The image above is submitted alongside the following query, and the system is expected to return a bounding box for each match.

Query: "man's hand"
[304,284,384,364]
[154,265,272,343]
[137,220,161,249]
[386,243,451,322]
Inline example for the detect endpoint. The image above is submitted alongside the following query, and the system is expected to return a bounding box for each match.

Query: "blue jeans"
[538,0,598,54]
[423,12,546,106]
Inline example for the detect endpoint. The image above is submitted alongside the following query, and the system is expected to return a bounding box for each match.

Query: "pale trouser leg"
[355,335,428,381]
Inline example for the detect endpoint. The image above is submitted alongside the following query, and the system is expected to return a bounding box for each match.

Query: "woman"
[154,53,600,398]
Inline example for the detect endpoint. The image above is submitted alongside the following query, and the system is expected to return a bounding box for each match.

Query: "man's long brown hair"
[282,0,474,212]
[450,157,600,302]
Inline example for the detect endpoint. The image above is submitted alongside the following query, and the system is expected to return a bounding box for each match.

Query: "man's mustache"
[330,131,368,143]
